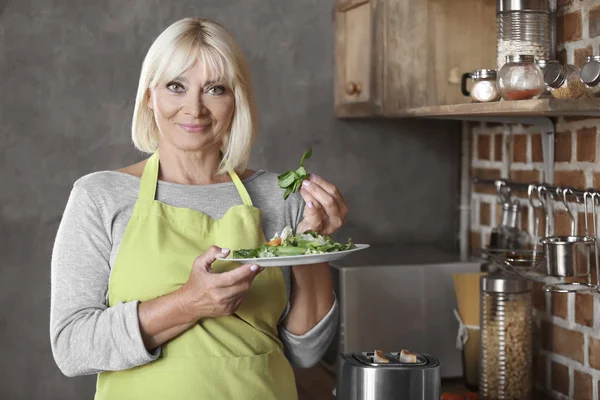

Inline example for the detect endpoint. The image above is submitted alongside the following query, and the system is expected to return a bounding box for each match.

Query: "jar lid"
[544,63,567,88]
[581,59,600,87]
[473,69,497,79]
[586,55,600,63]
[536,59,559,69]
[497,0,549,12]
[506,54,535,63]
[481,273,532,293]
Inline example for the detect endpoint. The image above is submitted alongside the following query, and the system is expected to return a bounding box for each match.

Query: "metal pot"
[539,235,595,277]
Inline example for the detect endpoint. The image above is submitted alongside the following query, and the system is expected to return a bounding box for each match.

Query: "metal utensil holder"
[473,179,600,294]
[540,189,597,293]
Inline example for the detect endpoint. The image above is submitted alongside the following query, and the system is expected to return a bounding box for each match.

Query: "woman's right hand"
[179,246,263,320]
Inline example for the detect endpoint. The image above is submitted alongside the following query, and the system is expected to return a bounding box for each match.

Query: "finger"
[301,179,341,217]
[299,189,321,213]
[194,246,230,272]
[214,263,262,288]
[299,206,326,233]
[308,174,346,207]
[214,271,259,300]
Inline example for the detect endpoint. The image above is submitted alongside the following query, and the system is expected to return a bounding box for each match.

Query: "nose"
[184,92,209,118]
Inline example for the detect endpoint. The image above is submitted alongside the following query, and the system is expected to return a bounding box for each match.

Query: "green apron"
[95,152,297,399]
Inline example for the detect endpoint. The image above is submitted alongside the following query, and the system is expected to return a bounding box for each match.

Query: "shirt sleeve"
[278,293,339,368]
[50,183,159,377]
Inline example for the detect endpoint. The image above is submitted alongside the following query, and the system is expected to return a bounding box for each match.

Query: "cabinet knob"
[345,81,362,96]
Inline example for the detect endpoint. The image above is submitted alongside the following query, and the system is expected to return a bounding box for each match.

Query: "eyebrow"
[172,76,224,87]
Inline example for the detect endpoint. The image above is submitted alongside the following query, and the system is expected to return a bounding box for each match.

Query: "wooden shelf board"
[382,98,600,119]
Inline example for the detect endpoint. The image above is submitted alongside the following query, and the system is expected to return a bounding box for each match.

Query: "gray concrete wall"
[0,0,461,398]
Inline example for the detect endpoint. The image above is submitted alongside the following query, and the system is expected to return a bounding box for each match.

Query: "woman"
[50,17,347,399]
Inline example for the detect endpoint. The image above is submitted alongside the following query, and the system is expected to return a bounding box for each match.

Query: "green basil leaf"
[277,170,293,181]
[278,171,298,188]
[295,166,307,178]
[283,186,294,200]
[300,148,312,167]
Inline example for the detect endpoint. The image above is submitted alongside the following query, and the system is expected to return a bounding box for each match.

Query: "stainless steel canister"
[479,274,532,400]
[497,0,551,69]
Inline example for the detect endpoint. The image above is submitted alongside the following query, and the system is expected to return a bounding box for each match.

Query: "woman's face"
[148,61,235,153]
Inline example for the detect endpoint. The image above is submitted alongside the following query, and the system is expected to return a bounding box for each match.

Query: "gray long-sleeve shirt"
[50,169,338,377]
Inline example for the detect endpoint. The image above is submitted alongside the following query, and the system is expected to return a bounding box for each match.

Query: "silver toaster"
[336,351,441,400]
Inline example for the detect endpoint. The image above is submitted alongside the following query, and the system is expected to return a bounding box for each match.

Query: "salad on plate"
[231,226,356,259]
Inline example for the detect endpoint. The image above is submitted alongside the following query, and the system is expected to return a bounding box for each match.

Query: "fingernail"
[307,201,314,209]
[302,180,311,187]
[221,248,230,254]
[310,174,318,181]
[250,265,259,272]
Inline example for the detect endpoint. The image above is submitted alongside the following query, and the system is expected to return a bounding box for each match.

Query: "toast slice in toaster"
[399,349,417,363]
[373,350,389,363]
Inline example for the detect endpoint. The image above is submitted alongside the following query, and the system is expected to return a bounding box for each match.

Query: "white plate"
[218,244,371,267]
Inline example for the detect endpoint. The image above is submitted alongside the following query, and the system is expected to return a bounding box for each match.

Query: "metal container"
[479,274,533,400]
[496,0,551,69]
[337,351,441,400]
[581,55,600,97]
[539,235,595,277]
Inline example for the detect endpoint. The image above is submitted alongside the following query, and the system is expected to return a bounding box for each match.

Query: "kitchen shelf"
[384,98,600,119]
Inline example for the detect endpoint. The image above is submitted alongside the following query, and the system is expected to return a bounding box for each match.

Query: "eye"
[207,85,226,95]
[166,81,185,93]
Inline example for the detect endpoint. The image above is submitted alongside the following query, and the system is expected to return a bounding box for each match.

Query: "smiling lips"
[178,123,211,133]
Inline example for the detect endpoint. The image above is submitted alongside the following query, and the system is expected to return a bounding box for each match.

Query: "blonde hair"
[131,18,257,174]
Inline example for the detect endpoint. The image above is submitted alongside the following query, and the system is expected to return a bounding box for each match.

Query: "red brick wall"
[470,2,600,398]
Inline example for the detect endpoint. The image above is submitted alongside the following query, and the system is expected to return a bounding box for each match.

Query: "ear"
[146,89,153,110]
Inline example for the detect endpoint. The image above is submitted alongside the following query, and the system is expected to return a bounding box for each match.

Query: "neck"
[156,144,229,185]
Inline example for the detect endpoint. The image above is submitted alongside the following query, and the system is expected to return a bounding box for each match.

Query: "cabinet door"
[335,1,378,117]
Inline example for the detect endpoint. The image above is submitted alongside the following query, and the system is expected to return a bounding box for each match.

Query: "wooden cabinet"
[335,1,376,115]
[335,0,497,118]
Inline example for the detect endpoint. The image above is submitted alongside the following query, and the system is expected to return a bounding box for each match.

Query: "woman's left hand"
[296,174,348,236]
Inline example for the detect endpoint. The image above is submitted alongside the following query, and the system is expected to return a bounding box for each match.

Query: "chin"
[168,135,222,153]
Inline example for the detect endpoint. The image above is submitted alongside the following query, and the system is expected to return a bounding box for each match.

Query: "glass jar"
[479,274,532,400]
[496,0,551,70]
[462,69,500,102]
[535,59,558,98]
[545,63,586,99]
[489,202,530,250]
[497,55,545,101]
[581,55,600,98]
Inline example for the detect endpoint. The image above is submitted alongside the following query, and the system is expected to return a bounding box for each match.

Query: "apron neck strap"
[139,151,159,201]
[228,169,254,207]
[139,151,253,207]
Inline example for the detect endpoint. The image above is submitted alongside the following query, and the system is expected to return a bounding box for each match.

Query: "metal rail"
[472,178,596,200]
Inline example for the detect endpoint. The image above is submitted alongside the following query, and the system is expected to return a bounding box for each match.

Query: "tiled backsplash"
[470,1,600,398]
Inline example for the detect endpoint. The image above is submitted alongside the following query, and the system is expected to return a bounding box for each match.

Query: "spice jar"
[461,69,500,103]
[479,274,532,400]
[535,59,557,98]
[581,55,600,98]
[545,63,586,99]
[497,55,545,101]
[496,0,551,70]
